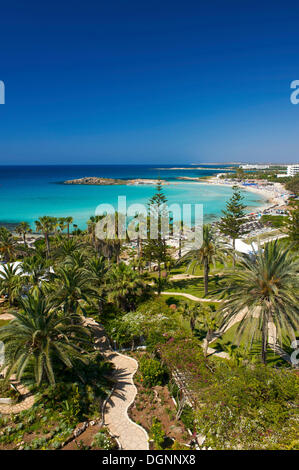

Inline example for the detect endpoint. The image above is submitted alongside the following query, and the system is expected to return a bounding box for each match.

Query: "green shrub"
[180,404,195,430]
[139,356,166,387]
[149,418,165,449]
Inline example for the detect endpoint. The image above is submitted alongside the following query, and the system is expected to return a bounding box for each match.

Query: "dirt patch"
[127,352,192,448]
[62,423,101,450]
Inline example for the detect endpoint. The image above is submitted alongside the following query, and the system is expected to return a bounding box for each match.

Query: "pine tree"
[143,180,169,294]
[218,186,248,266]
[287,201,299,249]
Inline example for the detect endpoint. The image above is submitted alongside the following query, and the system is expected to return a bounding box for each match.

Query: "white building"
[239,164,270,170]
[287,164,299,177]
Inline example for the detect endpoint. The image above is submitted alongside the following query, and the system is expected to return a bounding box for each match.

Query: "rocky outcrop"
[63,177,164,185]
[64,177,128,185]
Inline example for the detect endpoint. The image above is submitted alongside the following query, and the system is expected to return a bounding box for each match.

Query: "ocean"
[0,165,266,230]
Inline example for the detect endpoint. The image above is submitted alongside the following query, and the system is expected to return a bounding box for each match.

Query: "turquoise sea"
[0,165,267,230]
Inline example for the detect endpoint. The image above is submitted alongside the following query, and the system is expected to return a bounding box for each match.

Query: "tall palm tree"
[58,217,67,233]
[15,222,32,248]
[87,215,103,249]
[65,216,73,238]
[181,224,227,296]
[35,216,57,257]
[214,241,299,364]
[106,262,149,311]
[0,263,22,306]
[0,290,90,385]
[0,227,18,262]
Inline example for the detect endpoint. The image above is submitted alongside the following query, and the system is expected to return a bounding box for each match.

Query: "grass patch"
[211,318,298,367]
[164,275,221,298]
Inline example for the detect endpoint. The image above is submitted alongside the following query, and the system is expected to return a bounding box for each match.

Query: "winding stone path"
[85,318,149,450]
[103,351,149,450]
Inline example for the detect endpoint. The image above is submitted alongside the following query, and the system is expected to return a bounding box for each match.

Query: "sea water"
[0,165,266,230]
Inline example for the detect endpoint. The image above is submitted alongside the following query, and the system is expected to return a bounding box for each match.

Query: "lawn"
[210,318,298,367]
[170,260,227,277]
[164,275,222,298]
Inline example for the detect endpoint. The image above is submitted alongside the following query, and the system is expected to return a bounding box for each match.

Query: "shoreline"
[0,178,289,231]
[193,177,290,214]
[174,177,289,215]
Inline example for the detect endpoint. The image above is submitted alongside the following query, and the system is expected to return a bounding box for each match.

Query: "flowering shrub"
[158,335,299,449]
[149,417,165,449]
[139,356,167,387]
[92,429,117,450]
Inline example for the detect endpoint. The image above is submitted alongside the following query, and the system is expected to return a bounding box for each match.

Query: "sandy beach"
[178,177,290,215]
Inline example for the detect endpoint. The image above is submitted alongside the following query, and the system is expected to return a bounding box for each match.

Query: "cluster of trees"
[0,225,152,386]
[0,180,298,388]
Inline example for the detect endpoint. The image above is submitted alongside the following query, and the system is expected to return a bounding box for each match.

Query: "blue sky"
[0,0,299,165]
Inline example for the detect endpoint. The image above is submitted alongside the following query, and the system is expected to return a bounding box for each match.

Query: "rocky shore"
[63,177,165,185]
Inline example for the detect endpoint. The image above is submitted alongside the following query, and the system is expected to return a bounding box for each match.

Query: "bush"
[149,418,165,449]
[180,405,195,431]
[92,429,117,450]
[139,356,166,387]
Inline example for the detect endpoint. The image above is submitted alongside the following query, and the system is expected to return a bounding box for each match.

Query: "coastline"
[179,177,289,215]
[0,170,289,230]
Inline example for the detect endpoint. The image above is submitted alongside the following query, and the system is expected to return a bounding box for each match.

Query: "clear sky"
[0,0,299,165]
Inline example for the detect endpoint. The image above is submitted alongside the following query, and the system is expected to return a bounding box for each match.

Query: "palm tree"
[57,238,82,258]
[84,256,108,314]
[87,215,103,249]
[50,265,97,316]
[65,216,73,238]
[22,254,50,290]
[197,304,219,357]
[181,224,227,296]
[58,217,67,233]
[106,262,149,311]
[0,263,22,306]
[15,222,32,248]
[0,227,18,262]
[35,216,57,257]
[178,301,201,332]
[84,256,108,287]
[65,251,87,269]
[0,290,90,385]
[214,241,299,364]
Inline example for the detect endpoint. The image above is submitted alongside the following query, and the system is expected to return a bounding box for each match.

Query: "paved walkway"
[0,380,35,415]
[160,291,221,302]
[85,318,149,450]
[103,351,149,450]
[0,313,14,321]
